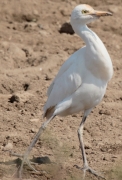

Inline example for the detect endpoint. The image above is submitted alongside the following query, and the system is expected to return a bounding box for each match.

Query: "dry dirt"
[0,0,122,180]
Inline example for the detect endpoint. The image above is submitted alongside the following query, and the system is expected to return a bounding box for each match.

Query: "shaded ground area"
[0,0,122,179]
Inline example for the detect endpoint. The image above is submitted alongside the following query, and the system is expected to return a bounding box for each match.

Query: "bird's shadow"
[0,156,52,179]
[0,156,51,167]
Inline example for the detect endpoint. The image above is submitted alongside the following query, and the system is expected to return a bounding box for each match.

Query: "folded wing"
[44,57,83,118]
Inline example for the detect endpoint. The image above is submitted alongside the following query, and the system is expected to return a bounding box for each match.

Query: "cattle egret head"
[71,4,112,26]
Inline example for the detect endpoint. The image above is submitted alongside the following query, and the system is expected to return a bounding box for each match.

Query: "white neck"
[72,24,99,47]
[71,22,113,81]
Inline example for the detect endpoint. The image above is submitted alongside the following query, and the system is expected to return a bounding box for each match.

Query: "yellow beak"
[92,10,112,17]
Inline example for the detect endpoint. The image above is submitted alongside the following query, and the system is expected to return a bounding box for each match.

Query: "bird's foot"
[5,150,39,178]
[74,165,106,180]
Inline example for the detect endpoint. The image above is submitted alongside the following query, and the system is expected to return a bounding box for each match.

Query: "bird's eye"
[82,10,89,14]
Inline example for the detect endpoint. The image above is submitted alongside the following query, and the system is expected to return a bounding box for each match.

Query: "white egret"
[10,4,113,179]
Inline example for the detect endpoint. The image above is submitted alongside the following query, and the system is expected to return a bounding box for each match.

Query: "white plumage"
[12,4,113,179]
[44,5,113,118]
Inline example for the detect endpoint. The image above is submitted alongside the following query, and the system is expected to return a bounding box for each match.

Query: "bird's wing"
[44,57,82,113]
[47,50,79,97]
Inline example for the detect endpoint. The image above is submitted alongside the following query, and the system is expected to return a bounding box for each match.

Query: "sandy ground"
[0,0,122,180]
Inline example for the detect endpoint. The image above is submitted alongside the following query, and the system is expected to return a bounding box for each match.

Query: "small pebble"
[108,6,119,13]
[85,142,92,149]
[59,22,74,35]
[30,118,39,123]
[4,143,13,150]
[99,109,111,115]
[9,94,20,103]
[30,128,38,133]
[39,30,48,36]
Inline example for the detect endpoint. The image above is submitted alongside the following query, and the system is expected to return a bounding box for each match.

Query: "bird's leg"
[78,116,88,168]
[10,115,55,179]
[19,115,55,179]
[77,115,105,179]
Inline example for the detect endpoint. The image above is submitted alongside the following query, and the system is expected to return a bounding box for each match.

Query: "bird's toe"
[74,165,106,179]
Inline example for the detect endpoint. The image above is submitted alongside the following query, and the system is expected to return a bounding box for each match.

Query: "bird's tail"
[43,106,55,120]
